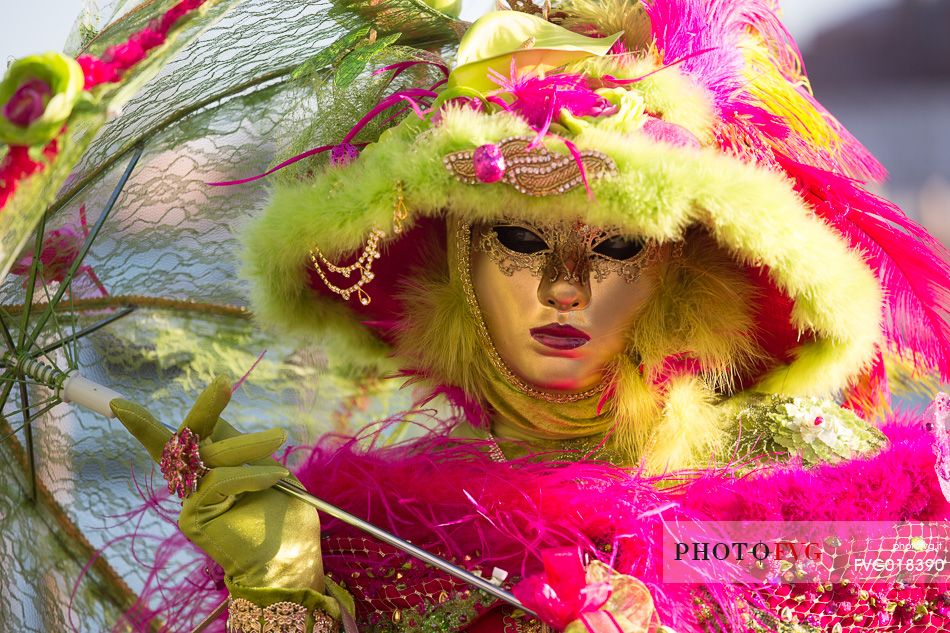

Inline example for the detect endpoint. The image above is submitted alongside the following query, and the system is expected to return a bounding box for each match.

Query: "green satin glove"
[110,376,334,616]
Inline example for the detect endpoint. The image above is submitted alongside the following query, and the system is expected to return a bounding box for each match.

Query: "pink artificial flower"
[489,62,616,134]
[130,28,166,53]
[3,78,52,127]
[104,39,146,69]
[0,139,58,209]
[513,548,613,629]
[157,0,204,33]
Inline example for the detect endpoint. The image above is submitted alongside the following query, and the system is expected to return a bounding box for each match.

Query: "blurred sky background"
[0,0,897,59]
[2,0,948,242]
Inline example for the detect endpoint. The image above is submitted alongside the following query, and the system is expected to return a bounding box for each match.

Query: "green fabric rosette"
[0,52,84,147]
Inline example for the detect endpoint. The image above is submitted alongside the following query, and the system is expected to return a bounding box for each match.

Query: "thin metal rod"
[27,146,144,347]
[272,479,534,616]
[18,380,37,501]
[16,210,49,352]
[1,396,61,443]
[188,598,228,633]
[184,482,534,633]
[152,408,531,628]
[0,369,16,414]
[0,309,18,354]
[183,477,533,633]
[32,306,136,358]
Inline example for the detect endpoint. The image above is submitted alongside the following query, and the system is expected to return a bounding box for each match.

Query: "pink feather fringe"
[781,156,950,381]
[113,409,950,632]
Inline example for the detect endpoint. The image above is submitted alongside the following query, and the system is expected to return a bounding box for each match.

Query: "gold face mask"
[474,217,655,285]
[458,217,658,402]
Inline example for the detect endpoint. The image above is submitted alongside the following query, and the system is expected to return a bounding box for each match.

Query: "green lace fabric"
[720,393,889,467]
[0,0,457,628]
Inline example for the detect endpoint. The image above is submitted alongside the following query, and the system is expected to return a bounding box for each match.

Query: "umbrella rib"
[39,273,76,369]
[17,381,37,501]
[0,309,18,358]
[0,295,250,319]
[0,394,60,444]
[0,370,14,407]
[15,211,50,353]
[32,306,137,359]
[26,145,145,350]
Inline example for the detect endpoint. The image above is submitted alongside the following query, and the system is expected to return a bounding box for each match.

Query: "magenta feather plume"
[641,0,886,181]
[781,155,950,381]
[488,65,615,134]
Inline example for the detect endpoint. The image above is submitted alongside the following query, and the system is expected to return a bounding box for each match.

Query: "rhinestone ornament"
[444,136,618,197]
[472,143,506,183]
[160,427,209,499]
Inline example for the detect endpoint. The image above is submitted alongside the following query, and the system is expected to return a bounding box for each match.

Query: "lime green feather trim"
[242,106,881,394]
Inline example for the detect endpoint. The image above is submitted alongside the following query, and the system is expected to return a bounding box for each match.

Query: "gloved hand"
[110,376,331,611]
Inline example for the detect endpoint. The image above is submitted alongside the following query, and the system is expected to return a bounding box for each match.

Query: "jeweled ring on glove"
[160,427,209,499]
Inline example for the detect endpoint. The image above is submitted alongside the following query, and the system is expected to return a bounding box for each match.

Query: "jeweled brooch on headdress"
[443,136,618,197]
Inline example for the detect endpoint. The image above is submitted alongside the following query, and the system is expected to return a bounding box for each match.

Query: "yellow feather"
[558,0,653,51]
[646,375,728,474]
[628,229,767,395]
[741,37,845,162]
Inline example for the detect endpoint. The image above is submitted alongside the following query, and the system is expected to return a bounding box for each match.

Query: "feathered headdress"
[241,0,949,453]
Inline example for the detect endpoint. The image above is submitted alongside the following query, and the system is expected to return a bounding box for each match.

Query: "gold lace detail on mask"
[455,221,604,404]
[474,217,659,285]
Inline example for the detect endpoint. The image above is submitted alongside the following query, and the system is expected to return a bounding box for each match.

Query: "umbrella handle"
[13,358,122,418]
[61,374,123,418]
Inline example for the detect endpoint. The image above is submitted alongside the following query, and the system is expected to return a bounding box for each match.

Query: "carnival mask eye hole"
[592,235,645,261]
[492,225,549,254]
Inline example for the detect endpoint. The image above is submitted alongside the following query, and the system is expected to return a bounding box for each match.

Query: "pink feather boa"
[116,412,949,632]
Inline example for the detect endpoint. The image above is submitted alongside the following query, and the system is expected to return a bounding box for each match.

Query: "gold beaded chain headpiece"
[443,136,618,196]
[308,182,410,306]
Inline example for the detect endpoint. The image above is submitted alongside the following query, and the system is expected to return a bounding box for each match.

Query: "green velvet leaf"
[334,32,403,88]
[329,0,466,48]
[291,26,371,81]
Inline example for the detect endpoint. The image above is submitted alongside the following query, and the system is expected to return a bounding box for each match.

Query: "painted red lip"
[530,323,591,350]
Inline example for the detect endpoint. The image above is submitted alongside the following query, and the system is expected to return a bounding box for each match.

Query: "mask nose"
[538,272,591,311]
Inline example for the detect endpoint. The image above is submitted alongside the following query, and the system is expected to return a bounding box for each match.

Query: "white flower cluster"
[778,397,866,458]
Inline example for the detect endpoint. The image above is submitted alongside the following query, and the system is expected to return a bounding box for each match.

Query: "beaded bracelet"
[227,597,338,633]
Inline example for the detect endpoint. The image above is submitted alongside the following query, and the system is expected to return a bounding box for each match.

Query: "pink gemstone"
[472,144,505,183]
